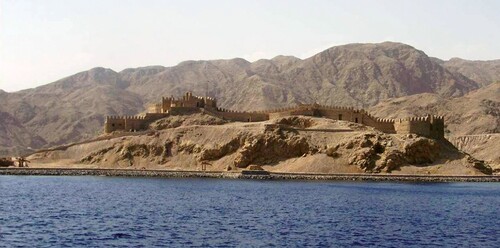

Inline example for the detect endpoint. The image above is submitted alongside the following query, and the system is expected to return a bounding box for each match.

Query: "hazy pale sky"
[1,0,499,92]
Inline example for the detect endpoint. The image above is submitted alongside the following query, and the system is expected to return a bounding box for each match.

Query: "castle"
[104,92,444,139]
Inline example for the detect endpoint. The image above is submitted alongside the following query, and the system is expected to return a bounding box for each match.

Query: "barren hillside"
[0,111,46,156]
[448,134,500,172]
[437,58,500,87]
[0,68,145,150]
[121,42,478,109]
[1,42,498,154]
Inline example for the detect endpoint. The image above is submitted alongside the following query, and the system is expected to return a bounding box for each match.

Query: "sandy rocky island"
[25,111,494,176]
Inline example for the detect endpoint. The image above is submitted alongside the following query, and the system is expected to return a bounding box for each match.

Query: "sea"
[0,176,499,247]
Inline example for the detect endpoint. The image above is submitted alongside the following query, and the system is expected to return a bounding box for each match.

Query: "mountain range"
[0,42,499,156]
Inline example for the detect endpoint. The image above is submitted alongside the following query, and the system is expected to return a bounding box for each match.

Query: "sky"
[1,0,499,92]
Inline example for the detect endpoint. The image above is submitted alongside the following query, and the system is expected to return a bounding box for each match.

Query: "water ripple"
[0,176,499,247]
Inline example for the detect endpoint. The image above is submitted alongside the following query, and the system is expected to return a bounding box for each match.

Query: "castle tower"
[184,92,193,101]
[204,97,217,109]
[430,115,445,139]
[161,96,174,113]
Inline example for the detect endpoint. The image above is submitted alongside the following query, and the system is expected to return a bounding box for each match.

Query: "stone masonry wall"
[394,116,444,139]
[104,113,168,133]
[104,92,443,139]
[215,108,269,122]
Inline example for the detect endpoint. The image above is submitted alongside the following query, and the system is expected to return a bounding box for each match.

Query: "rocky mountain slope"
[122,42,478,109]
[0,111,46,156]
[448,134,499,172]
[28,115,491,175]
[437,58,500,87]
[0,68,145,151]
[0,42,498,155]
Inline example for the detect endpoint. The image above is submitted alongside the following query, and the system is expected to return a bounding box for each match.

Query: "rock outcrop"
[28,115,492,175]
[150,112,228,130]
[448,134,500,174]
[0,157,15,167]
[232,131,310,168]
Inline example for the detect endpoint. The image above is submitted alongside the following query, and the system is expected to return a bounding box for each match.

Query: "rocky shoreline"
[0,168,498,182]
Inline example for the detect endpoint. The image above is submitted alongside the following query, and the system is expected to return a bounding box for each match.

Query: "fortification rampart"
[104,113,168,133]
[103,92,444,139]
[265,105,396,133]
[158,92,217,114]
[394,115,444,139]
[267,105,315,119]
[105,116,141,133]
[358,111,396,134]
[214,107,268,122]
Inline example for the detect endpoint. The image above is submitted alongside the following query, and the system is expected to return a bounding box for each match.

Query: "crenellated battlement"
[103,92,444,139]
[394,115,444,139]
[396,115,444,123]
[106,116,147,120]
[375,118,395,123]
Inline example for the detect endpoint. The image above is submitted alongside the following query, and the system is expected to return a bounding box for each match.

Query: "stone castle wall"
[105,116,141,133]
[358,112,396,133]
[266,105,396,133]
[267,106,315,119]
[394,116,444,139]
[147,103,162,114]
[104,92,444,139]
[158,92,217,114]
[104,113,167,133]
[214,108,268,122]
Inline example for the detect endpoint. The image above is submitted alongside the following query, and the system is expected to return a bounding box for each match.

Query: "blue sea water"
[0,176,499,247]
